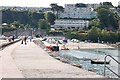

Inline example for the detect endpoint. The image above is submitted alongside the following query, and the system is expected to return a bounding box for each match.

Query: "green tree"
[2,10,45,29]
[75,3,87,7]
[97,6,119,30]
[31,12,44,28]
[88,19,101,29]
[97,8,110,28]
[50,3,64,18]
[117,31,120,42]
[88,27,101,42]
[38,19,50,29]
[109,31,118,43]
[44,12,56,25]
[10,21,21,28]
[100,29,109,42]
[102,2,113,7]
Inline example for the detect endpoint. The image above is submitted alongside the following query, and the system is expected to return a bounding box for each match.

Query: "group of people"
[21,36,33,45]
[21,36,27,44]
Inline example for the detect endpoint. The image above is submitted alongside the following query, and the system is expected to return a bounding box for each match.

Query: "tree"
[31,12,44,28]
[100,29,109,42]
[25,24,32,28]
[88,19,101,29]
[97,6,119,30]
[10,21,21,28]
[102,2,113,7]
[97,8,110,27]
[44,12,56,25]
[2,10,45,29]
[88,27,101,42]
[75,3,87,7]
[38,19,50,29]
[50,3,64,18]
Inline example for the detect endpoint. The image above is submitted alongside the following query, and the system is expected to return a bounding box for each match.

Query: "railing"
[104,55,120,78]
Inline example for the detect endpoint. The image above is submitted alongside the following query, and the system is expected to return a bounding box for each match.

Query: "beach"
[64,41,114,49]
[42,40,114,50]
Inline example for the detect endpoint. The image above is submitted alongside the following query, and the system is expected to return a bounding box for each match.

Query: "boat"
[61,48,69,50]
[91,60,111,64]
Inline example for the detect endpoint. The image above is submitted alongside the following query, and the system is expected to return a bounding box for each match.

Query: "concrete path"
[11,41,104,78]
[0,42,24,78]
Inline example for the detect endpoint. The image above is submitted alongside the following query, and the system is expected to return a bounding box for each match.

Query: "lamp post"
[30,28,32,36]
[96,37,100,54]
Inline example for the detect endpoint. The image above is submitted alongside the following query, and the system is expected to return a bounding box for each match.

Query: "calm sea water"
[59,48,120,78]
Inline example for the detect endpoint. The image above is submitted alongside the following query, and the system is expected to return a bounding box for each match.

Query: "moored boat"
[91,60,111,64]
[61,48,69,50]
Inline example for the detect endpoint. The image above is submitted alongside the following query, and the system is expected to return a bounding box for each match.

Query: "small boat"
[91,60,111,64]
[61,48,69,50]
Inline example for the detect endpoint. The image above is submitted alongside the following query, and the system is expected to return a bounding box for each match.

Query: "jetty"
[0,40,104,78]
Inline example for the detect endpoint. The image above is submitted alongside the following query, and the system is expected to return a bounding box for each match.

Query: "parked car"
[71,39,79,43]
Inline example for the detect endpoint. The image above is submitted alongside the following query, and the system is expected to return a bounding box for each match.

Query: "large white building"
[59,4,98,19]
[118,1,120,6]
[51,19,89,29]
[86,3,101,10]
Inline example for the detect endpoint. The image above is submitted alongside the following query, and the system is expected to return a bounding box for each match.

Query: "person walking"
[24,36,27,45]
[30,36,32,42]
[12,35,15,42]
[21,36,24,44]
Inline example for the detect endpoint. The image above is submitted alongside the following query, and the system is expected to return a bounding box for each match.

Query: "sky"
[0,0,119,7]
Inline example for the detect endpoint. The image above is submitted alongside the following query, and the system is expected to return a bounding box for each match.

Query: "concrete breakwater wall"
[0,39,21,50]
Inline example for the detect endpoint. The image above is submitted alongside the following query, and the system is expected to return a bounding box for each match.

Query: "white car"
[71,39,79,43]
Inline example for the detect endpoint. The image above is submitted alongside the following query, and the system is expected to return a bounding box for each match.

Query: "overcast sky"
[0,0,119,7]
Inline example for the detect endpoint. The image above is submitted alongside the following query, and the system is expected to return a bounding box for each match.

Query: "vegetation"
[97,7,119,29]
[89,5,120,30]
[102,2,113,7]
[38,19,50,29]
[1,3,120,44]
[65,27,120,43]
[47,31,63,36]
[2,10,56,31]
[75,3,87,7]
[88,19,100,29]
[50,3,64,18]
[2,10,44,29]
[1,27,16,34]
[44,12,56,25]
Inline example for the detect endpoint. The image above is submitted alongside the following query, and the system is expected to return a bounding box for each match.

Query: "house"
[51,19,89,29]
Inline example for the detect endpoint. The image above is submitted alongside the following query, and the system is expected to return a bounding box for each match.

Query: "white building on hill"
[118,1,120,6]
[59,4,98,19]
[86,3,101,10]
[51,19,89,29]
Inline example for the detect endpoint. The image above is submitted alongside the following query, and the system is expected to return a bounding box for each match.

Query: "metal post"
[104,55,107,76]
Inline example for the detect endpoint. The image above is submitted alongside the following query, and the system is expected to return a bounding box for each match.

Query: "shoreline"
[42,40,115,50]
[65,42,114,49]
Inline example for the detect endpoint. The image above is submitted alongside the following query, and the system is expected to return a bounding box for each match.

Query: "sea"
[58,48,120,78]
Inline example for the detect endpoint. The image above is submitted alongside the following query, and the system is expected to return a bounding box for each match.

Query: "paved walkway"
[1,42,24,78]
[10,41,103,78]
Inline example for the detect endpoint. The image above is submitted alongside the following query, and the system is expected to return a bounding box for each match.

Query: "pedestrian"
[12,35,15,42]
[30,36,32,42]
[24,36,27,45]
[21,36,24,44]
